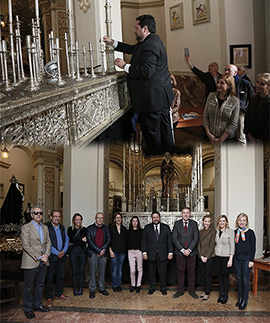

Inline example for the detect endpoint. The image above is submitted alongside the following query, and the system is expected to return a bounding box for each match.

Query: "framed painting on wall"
[169,3,184,30]
[192,0,211,25]
[230,44,252,68]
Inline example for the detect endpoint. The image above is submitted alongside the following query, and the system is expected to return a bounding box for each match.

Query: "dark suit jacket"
[142,222,173,262]
[115,33,174,114]
[172,219,199,256]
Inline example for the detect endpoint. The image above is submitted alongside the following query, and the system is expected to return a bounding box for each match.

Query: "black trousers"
[148,254,168,291]
[198,258,214,295]
[69,250,86,290]
[45,259,65,298]
[218,273,229,299]
[23,262,47,312]
[139,106,174,156]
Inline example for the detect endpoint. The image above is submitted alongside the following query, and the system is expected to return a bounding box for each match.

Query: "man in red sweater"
[86,212,111,299]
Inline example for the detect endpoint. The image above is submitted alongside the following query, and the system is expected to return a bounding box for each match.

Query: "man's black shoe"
[148,289,156,295]
[117,286,122,292]
[33,305,50,312]
[99,290,109,296]
[172,291,184,298]
[189,291,199,299]
[161,290,167,296]
[24,310,36,319]
[89,291,95,299]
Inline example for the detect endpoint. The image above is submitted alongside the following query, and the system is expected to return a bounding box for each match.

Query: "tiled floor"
[1,286,269,323]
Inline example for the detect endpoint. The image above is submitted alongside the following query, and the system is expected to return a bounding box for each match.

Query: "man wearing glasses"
[21,206,51,319]
[224,64,254,146]
[45,210,69,308]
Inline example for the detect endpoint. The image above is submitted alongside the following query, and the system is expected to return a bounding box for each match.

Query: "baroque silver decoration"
[0,74,130,147]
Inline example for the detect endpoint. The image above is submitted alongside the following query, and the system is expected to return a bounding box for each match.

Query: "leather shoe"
[189,291,199,299]
[148,289,156,295]
[239,301,247,310]
[113,287,118,292]
[99,289,109,296]
[24,310,36,319]
[221,297,228,304]
[161,290,167,296]
[46,298,53,308]
[217,297,223,303]
[235,298,242,307]
[173,291,184,298]
[33,305,50,312]
[136,287,141,293]
[117,286,122,292]
[130,286,136,293]
[55,294,70,300]
[89,291,95,299]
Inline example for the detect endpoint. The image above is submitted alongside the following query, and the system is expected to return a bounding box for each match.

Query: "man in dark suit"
[142,211,173,295]
[21,206,51,319]
[103,15,174,156]
[172,207,199,299]
[45,210,70,308]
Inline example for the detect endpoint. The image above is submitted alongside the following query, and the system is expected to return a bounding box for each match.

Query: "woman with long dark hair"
[234,213,256,310]
[127,216,143,293]
[67,213,87,296]
[109,212,127,292]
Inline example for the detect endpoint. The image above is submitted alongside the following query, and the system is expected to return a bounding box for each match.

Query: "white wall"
[164,0,222,73]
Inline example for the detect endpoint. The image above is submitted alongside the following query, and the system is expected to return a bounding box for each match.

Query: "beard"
[135,33,142,42]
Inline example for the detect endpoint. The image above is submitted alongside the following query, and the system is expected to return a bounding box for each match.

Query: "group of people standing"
[21,206,256,319]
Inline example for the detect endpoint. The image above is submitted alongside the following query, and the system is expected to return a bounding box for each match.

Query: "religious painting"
[192,0,211,25]
[170,3,184,30]
[230,44,252,68]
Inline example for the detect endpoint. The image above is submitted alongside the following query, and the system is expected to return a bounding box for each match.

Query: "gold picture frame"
[170,3,184,30]
[192,0,211,25]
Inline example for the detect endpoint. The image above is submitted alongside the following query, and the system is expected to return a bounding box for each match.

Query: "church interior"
[0,0,270,322]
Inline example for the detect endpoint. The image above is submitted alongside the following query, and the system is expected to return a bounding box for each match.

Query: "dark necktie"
[155,224,159,240]
[184,222,188,248]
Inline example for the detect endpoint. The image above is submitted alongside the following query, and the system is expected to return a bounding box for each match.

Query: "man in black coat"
[103,15,174,156]
[172,207,199,299]
[141,211,173,295]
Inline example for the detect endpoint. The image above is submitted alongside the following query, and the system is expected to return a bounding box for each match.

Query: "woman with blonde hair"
[214,215,234,304]
[234,213,256,310]
[244,72,270,143]
[197,214,216,301]
[203,74,240,145]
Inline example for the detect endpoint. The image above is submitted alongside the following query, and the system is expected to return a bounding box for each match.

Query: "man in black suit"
[142,211,173,295]
[103,15,174,156]
[172,207,199,299]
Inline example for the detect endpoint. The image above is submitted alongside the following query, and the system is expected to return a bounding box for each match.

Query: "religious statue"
[161,152,175,198]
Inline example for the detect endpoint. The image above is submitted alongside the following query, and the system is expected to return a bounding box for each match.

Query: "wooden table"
[176,106,204,129]
[253,257,270,296]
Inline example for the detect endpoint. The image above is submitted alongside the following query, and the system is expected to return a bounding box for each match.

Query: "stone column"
[63,142,109,227]
[32,148,62,222]
[215,143,264,257]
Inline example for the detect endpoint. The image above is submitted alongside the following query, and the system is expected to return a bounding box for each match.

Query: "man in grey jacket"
[172,207,199,299]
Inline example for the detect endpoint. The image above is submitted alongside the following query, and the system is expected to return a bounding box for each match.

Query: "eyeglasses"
[32,211,43,215]
[52,215,61,218]
[224,68,232,72]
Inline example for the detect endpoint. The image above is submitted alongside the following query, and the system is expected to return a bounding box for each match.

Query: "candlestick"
[2,40,14,91]
[8,0,18,86]
[0,26,5,84]
[75,40,83,81]
[64,33,71,77]
[15,16,26,80]
[25,35,39,91]
[105,0,115,73]
[82,45,89,77]
[88,42,96,78]
[100,43,106,76]
[55,38,66,86]
[15,29,22,83]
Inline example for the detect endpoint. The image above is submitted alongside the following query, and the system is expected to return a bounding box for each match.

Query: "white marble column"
[214,143,264,257]
[63,143,109,227]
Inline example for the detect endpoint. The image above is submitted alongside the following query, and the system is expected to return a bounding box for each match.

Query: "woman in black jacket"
[67,213,87,296]
[127,216,143,293]
[109,212,127,292]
